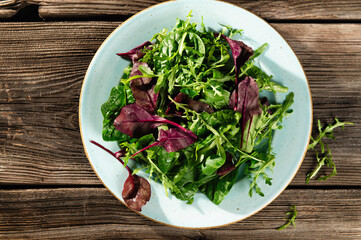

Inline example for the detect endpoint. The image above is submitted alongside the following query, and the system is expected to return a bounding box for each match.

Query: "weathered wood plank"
[0,22,360,186]
[0,22,118,185]
[0,188,360,239]
[2,0,361,21]
[22,0,361,21]
[274,23,361,185]
[0,0,25,19]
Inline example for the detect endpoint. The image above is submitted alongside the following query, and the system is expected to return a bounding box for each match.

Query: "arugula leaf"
[245,65,288,93]
[249,43,268,61]
[203,81,230,109]
[255,92,294,144]
[306,147,336,184]
[277,205,297,230]
[245,151,275,197]
[219,23,243,38]
[308,118,354,152]
[306,118,353,183]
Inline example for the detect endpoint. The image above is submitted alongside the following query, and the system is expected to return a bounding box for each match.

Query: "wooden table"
[1,1,360,239]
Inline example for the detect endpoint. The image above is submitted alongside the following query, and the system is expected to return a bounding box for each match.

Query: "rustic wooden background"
[1,0,360,239]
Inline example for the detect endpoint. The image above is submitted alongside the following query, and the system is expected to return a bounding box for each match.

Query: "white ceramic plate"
[80,0,312,228]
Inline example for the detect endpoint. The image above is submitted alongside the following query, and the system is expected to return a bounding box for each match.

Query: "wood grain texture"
[0,188,361,239]
[0,22,360,186]
[0,0,25,18]
[0,22,118,185]
[23,0,361,21]
[1,0,361,21]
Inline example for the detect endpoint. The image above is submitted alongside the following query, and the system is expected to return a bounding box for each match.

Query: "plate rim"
[79,0,313,229]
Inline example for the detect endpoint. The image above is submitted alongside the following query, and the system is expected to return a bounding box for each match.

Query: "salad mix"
[94,14,294,211]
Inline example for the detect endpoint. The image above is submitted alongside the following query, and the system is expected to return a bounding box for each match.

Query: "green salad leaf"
[99,13,295,207]
[306,118,353,183]
[277,205,297,230]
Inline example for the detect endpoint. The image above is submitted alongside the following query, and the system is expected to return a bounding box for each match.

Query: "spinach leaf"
[101,83,135,142]
[174,172,218,203]
[201,166,239,205]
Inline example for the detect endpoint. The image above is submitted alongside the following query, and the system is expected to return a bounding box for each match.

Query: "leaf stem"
[90,140,135,187]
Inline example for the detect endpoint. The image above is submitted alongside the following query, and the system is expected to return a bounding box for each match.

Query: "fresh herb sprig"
[306,118,353,183]
[308,118,354,152]
[277,205,297,231]
[306,148,335,183]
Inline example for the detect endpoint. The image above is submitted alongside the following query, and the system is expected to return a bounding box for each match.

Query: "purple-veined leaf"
[130,61,158,113]
[114,103,196,139]
[122,174,151,212]
[90,140,151,212]
[229,76,262,148]
[113,103,163,138]
[131,128,197,158]
[159,128,197,153]
[166,92,214,116]
[117,41,152,63]
[216,33,253,109]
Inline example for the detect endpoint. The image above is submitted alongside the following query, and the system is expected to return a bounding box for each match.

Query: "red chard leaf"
[114,103,163,138]
[114,103,196,139]
[130,61,153,85]
[159,128,197,153]
[131,128,197,157]
[117,41,152,63]
[166,92,214,116]
[216,33,253,109]
[130,62,158,113]
[118,44,158,113]
[122,174,151,212]
[230,76,262,116]
[90,140,151,212]
[229,76,262,148]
